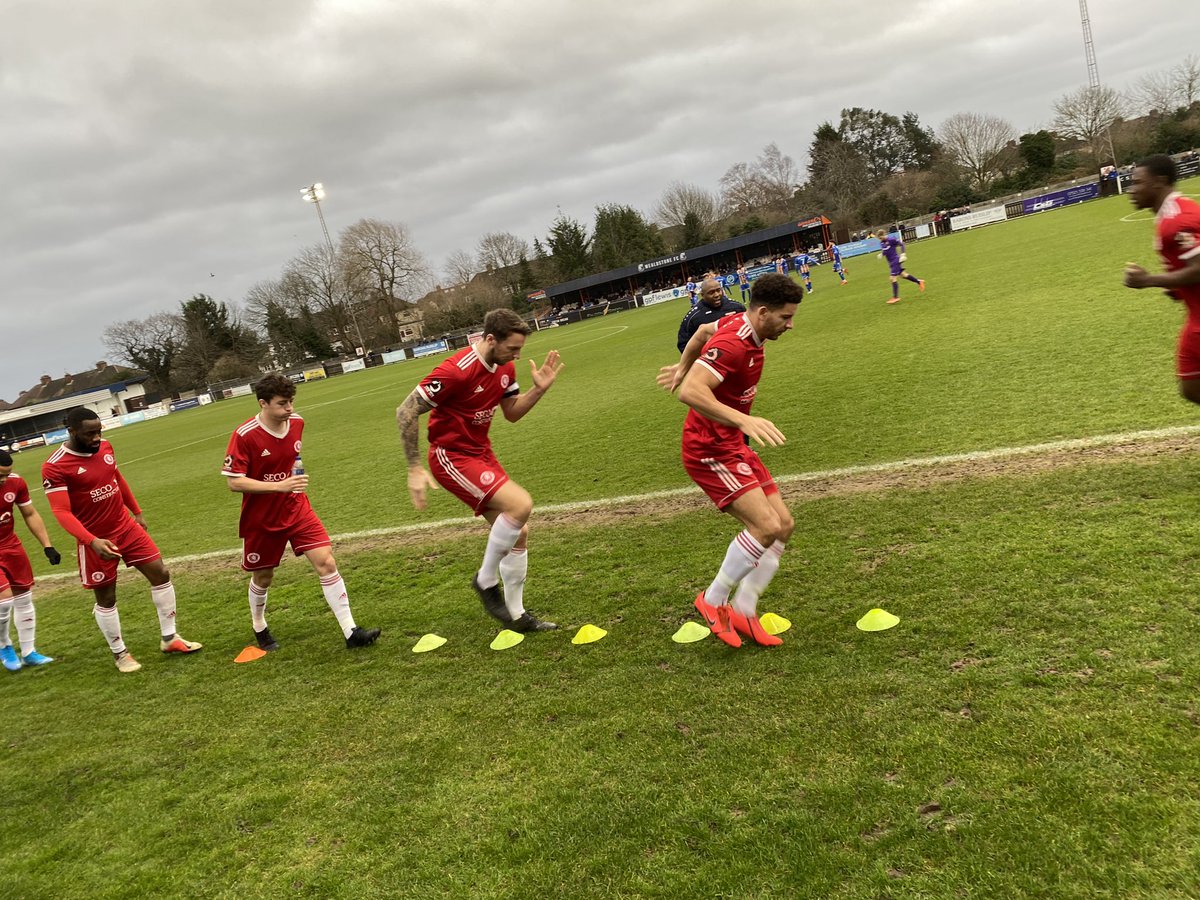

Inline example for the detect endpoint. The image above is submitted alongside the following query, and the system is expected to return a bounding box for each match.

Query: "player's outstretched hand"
[740,416,786,448]
[90,537,121,560]
[44,546,61,565]
[408,466,439,511]
[530,351,564,391]
[656,364,683,393]
[1124,262,1150,289]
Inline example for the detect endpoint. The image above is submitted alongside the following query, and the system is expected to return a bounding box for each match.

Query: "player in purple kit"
[873,231,925,304]
[397,308,564,633]
[0,450,60,671]
[43,407,201,673]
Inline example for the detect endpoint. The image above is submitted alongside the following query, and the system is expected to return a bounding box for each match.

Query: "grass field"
[3,182,1200,897]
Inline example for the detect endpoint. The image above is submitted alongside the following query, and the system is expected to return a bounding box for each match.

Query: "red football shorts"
[683,443,779,510]
[1177,324,1200,380]
[428,445,509,515]
[77,518,161,589]
[0,541,34,591]
[242,510,331,571]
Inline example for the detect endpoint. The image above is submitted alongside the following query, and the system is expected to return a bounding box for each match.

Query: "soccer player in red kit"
[222,374,380,652]
[658,273,804,648]
[0,449,61,671]
[397,308,564,632]
[1124,154,1200,403]
[42,407,201,673]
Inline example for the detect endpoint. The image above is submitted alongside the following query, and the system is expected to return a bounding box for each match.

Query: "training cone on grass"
[856,608,900,632]
[490,630,525,651]
[572,624,607,645]
[412,634,447,654]
[234,646,267,664]
[759,613,791,635]
[672,621,711,644]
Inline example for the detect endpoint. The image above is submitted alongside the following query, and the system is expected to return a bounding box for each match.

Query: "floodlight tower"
[1078,0,1119,177]
[299,182,366,353]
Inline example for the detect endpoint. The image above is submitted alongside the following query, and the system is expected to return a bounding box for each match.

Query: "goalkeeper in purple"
[873,232,925,304]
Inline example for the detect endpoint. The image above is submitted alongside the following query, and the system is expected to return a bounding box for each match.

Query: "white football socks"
[478,514,523,589]
[320,572,356,639]
[0,597,11,648]
[499,548,528,620]
[732,541,785,617]
[12,591,36,655]
[150,581,178,639]
[249,580,268,632]
[706,530,766,605]
[93,604,126,655]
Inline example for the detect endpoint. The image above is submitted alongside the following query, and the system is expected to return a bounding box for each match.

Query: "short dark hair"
[748,273,806,310]
[1136,154,1177,185]
[255,373,296,403]
[0,450,12,467]
[65,406,100,430]
[483,308,531,341]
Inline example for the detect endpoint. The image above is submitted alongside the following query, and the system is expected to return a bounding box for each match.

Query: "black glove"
[44,546,61,565]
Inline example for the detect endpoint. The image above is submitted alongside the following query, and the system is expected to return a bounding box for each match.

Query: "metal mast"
[1078,0,1119,176]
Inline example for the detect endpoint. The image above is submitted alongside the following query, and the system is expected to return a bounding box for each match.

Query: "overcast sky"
[2,0,1192,402]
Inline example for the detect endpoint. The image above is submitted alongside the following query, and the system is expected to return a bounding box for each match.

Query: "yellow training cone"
[490,630,525,651]
[234,646,267,664]
[412,634,447,653]
[572,624,607,645]
[856,608,900,632]
[759,613,791,635]
[672,621,711,643]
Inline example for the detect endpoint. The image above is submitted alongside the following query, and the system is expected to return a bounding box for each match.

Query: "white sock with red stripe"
[249,581,268,632]
[94,604,126,654]
[0,597,12,647]
[150,581,178,639]
[478,514,523,589]
[499,548,528,620]
[320,572,356,639]
[732,541,785,617]
[12,591,36,655]
[706,530,765,605]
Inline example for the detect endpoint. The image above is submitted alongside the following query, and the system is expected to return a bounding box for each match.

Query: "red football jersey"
[41,440,133,537]
[683,313,765,455]
[221,414,312,537]
[0,472,32,548]
[416,345,519,455]
[1156,192,1200,316]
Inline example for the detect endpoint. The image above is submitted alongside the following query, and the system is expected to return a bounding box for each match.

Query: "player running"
[1124,154,1200,404]
[43,407,202,673]
[398,308,564,633]
[873,231,925,304]
[792,252,814,294]
[827,241,848,285]
[222,374,380,652]
[657,274,805,648]
[0,450,60,671]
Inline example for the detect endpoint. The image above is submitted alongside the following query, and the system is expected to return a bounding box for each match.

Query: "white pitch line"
[35,422,1200,581]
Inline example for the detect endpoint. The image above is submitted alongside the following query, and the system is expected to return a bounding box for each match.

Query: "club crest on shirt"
[3,492,14,503]
[293,441,302,453]
[704,347,722,362]
[500,375,510,388]
[104,454,115,465]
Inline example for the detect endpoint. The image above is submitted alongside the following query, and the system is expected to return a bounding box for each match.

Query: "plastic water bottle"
[292,454,304,492]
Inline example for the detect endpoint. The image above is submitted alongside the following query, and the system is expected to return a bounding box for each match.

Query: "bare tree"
[443,249,477,287]
[754,142,800,209]
[1052,85,1126,163]
[938,112,1016,190]
[1175,54,1200,107]
[719,161,770,216]
[653,181,718,229]
[102,312,182,395]
[286,244,358,350]
[810,141,870,213]
[476,232,529,298]
[1134,69,1183,115]
[339,218,430,343]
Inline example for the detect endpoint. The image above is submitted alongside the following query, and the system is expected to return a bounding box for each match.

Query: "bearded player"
[1124,154,1200,403]
[43,407,201,673]
[657,273,805,648]
[397,308,563,633]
